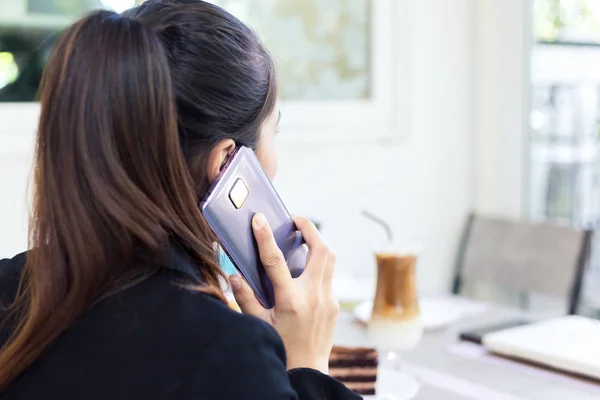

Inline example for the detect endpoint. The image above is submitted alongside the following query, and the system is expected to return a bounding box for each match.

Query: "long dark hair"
[0,0,277,390]
[125,0,278,198]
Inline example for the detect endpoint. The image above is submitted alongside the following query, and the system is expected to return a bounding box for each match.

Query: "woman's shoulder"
[0,251,26,272]
[98,266,281,353]
[0,251,27,303]
[0,251,284,369]
[0,252,27,347]
[0,251,278,349]
[0,251,274,342]
[168,286,293,399]
[107,271,292,397]
[150,269,281,347]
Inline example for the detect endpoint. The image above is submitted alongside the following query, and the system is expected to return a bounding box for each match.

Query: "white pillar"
[471,0,532,218]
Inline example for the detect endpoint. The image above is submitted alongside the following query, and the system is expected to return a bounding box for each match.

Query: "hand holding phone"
[200,146,308,308]
[230,215,339,374]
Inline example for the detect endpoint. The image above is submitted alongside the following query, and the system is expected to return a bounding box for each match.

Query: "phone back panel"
[200,147,306,308]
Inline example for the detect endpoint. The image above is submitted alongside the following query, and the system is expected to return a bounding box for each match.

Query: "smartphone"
[459,318,531,345]
[200,146,308,308]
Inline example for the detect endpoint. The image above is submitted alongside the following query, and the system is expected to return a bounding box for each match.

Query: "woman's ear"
[206,139,236,183]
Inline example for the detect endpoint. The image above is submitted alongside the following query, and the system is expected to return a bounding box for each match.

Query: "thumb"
[230,275,266,318]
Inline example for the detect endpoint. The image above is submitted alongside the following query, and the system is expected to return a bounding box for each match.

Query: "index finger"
[253,213,293,292]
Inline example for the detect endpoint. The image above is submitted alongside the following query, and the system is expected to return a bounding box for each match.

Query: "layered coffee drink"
[368,251,422,351]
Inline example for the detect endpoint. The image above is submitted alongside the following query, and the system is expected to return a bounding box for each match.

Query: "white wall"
[276,0,473,295]
[471,0,530,218]
[0,153,31,256]
[0,104,37,257]
[0,0,473,295]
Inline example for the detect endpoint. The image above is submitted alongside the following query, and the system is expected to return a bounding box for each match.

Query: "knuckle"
[330,301,340,317]
[287,299,304,316]
[328,294,340,316]
[310,294,322,308]
[326,260,336,276]
[262,251,285,267]
[328,251,336,265]
[312,245,329,260]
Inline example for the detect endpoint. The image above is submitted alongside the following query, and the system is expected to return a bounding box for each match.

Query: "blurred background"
[2,0,600,315]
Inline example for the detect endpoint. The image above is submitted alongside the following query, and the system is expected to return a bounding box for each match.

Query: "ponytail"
[0,10,224,389]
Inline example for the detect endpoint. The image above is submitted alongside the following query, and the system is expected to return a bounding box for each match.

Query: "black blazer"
[0,251,360,399]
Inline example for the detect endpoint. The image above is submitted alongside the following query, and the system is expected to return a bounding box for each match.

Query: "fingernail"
[253,213,266,229]
[230,276,242,292]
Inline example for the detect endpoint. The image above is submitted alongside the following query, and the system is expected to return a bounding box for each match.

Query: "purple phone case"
[200,146,307,308]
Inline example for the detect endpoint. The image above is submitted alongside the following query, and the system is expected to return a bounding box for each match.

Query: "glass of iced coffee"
[368,249,422,350]
[368,244,422,398]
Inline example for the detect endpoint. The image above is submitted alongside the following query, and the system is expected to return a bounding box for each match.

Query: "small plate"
[354,296,488,331]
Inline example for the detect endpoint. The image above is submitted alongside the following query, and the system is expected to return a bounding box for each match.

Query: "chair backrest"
[452,213,593,314]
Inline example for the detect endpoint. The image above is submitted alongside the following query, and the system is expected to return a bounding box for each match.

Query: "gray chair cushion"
[461,216,586,297]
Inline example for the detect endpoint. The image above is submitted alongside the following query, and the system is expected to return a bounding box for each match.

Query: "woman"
[0,1,359,399]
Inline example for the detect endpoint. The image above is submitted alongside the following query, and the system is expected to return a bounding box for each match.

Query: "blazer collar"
[162,247,203,283]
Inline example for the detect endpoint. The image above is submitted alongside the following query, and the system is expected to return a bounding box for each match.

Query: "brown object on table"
[329,346,379,396]
[371,252,419,321]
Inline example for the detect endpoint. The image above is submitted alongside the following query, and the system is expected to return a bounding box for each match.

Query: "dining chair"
[452,213,593,315]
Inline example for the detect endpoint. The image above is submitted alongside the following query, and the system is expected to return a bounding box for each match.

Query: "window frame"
[0,0,409,153]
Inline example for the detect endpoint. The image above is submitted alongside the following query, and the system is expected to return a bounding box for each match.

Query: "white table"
[334,311,600,399]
